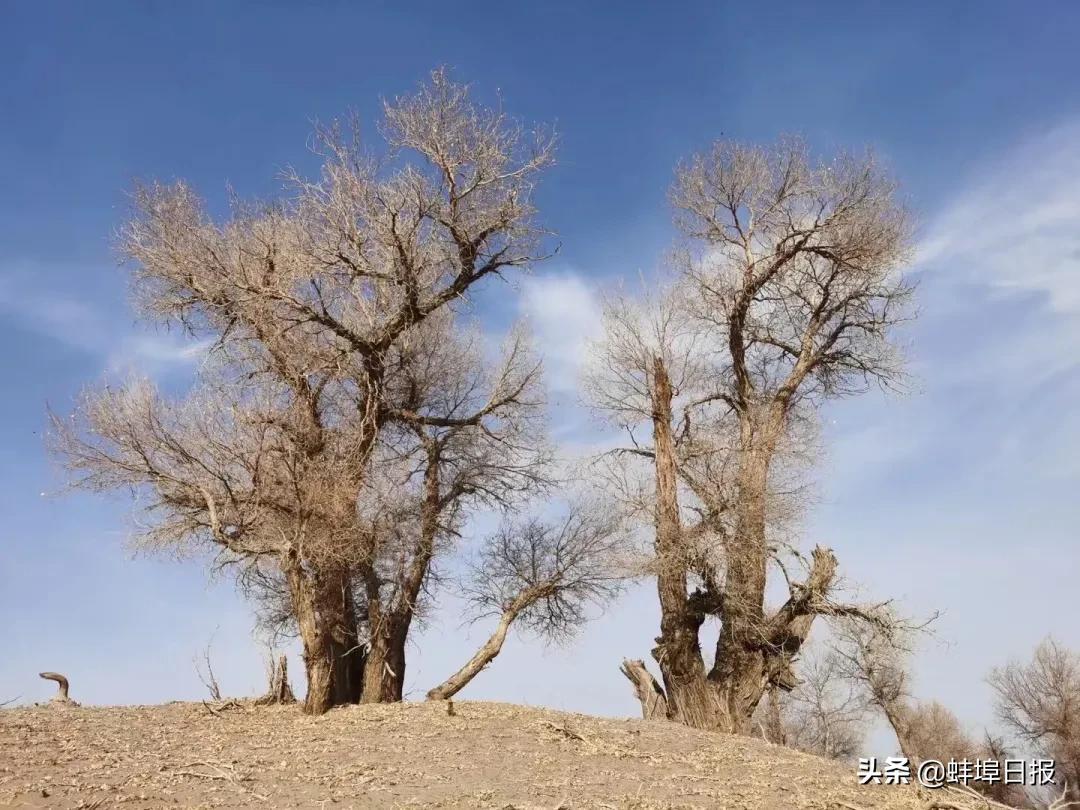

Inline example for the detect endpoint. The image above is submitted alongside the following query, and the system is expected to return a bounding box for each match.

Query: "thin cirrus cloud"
[901,117,1080,480]
[916,117,1080,316]
[0,268,211,377]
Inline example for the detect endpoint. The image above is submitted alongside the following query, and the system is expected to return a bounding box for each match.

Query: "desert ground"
[0,699,941,809]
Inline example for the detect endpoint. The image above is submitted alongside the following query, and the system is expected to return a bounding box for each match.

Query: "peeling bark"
[649,356,725,729]
[286,560,365,714]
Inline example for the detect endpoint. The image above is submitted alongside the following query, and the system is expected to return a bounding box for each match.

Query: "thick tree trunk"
[361,441,441,703]
[361,621,408,702]
[708,412,779,733]
[328,572,366,705]
[649,356,725,729]
[760,686,787,745]
[286,559,364,714]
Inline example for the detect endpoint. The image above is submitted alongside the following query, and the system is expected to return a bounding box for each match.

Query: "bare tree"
[990,639,1080,802]
[51,373,367,713]
[427,506,628,701]
[834,620,920,761]
[194,640,224,703]
[672,138,912,732]
[836,622,1027,806]
[50,69,556,714]
[586,176,911,732]
[765,648,870,760]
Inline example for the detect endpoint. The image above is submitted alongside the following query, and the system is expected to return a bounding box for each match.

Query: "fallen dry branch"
[539,719,587,742]
[164,760,267,802]
[201,699,245,718]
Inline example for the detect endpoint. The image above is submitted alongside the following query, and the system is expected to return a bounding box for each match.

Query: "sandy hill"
[1,700,947,809]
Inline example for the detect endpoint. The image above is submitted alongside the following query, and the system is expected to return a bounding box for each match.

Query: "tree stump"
[256,655,296,705]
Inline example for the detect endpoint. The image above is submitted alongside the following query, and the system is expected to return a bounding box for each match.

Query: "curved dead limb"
[39,672,76,705]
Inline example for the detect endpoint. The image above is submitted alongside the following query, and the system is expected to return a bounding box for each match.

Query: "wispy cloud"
[815,119,1080,731]
[0,268,210,378]
[917,119,1080,315]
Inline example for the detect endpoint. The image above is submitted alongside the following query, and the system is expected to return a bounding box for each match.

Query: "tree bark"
[361,439,442,703]
[38,672,75,705]
[362,620,408,702]
[709,412,781,733]
[256,654,297,705]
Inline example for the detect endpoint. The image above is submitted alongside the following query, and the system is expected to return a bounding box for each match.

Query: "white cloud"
[517,272,603,394]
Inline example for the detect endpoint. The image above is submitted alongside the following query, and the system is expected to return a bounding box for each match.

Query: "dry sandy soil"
[1,700,941,809]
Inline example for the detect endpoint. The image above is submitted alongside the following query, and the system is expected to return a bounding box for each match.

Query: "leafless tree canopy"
[427,505,629,701]
[770,649,869,761]
[589,137,914,734]
[462,506,629,642]
[52,69,1065,790]
[50,69,558,714]
[990,639,1080,801]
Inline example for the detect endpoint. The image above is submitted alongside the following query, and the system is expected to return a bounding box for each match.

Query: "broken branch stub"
[619,659,668,720]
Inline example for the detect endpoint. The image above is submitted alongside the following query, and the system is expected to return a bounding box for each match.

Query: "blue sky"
[2,1,1079,754]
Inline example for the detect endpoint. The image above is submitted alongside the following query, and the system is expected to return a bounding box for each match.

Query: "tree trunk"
[648,355,724,729]
[709,413,778,733]
[427,594,531,701]
[760,686,787,745]
[362,618,408,702]
[361,440,442,703]
[38,672,76,706]
[257,654,297,705]
[286,559,364,714]
[328,572,366,705]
